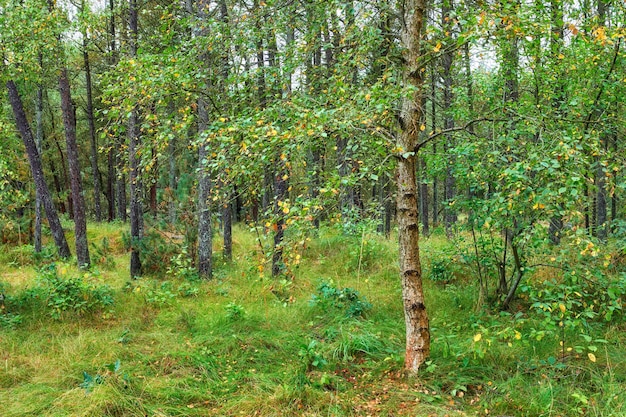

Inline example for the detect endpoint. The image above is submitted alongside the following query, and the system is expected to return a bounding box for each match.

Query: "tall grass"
[0,221,623,416]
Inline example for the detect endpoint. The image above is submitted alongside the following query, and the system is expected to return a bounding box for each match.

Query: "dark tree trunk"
[7,80,71,259]
[168,124,177,224]
[196,0,213,279]
[59,68,90,268]
[129,0,142,277]
[106,0,117,222]
[47,101,73,218]
[83,30,102,222]
[596,138,608,241]
[442,0,456,237]
[223,194,232,262]
[107,146,116,221]
[34,82,44,253]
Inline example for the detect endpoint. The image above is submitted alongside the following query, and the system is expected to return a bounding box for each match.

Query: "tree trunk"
[83,30,102,222]
[59,68,90,268]
[272,160,288,277]
[7,80,71,259]
[168,122,177,224]
[34,81,44,253]
[129,0,142,277]
[397,0,430,374]
[430,68,438,228]
[106,0,117,222]
[223,194,232,262]
[419,157,429,236]
[442,0,456,237]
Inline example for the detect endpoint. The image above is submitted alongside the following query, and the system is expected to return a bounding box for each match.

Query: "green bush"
[309,281,372,319]
[37,264,115,320]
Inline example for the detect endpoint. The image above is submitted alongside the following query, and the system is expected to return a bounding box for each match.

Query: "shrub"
[37,264,115,320]
[309,281,372,319]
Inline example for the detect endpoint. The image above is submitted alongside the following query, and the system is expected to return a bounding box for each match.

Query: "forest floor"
[0,220,625,416]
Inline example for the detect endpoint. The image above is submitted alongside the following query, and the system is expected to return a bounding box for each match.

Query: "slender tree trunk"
[83,29,102,222]
[197,117,212,278]
[106,0,117,222]
[442,0,456,237]
[34,81,44,253]
[47,97,73,217]
[397,0,430,374]
[196,0,213,279]
[7,80,71,259]
[596,138,608,241]
[223,192,232,262]
[419,157,429,236]
[59,68,90,268]
[430,68,438,227]
[272,160,288,277]
[129,0,142,277]
[168,123,177,224]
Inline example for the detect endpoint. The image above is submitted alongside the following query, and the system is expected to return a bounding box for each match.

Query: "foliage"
[90,237,116,269]
[36,264,115,320]
[224,301,245,321]
[309,281,372,319]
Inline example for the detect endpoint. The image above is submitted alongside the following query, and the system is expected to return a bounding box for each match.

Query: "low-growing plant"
[144,281,177,306]
[299,340,327,372]
[37,264,115,320]
[122,230,180,275]
[80,359,129,393]
[309,281,372,318]
[167,247,199,281]
[0,312,22,329]
[90,237,116,269]
[225,302,245,321]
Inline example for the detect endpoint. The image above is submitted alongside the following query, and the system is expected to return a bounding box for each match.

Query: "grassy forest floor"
[0,220,625,416]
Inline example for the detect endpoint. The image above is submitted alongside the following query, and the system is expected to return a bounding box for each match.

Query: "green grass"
[0,221,624,416]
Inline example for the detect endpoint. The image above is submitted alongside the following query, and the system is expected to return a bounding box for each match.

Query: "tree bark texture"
[398,0,430,374]
[83,33,103,222]
[129,0,142,277]
[34,83,44,253]
[6,80,71,259]
[59,68,91,267]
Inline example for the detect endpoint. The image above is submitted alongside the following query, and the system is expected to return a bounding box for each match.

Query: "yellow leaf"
[433,42,442,53]
[588,353,596,363]
[559,304,566,313]
[365,93,371,101]
[473,333,482,342]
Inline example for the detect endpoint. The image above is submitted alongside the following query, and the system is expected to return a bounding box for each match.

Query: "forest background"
[1,0,626,416]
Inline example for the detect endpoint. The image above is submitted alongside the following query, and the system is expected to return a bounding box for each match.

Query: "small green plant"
[177,282,200,298]
[309,281,372,318]
[299,340,327,372]
[37,264,115,320]
[144,282,177,306]
[224,302,245,321]
[90,237,116,269]
[167,247,199,281]
[0,312,22,329]
[80,359,128,393]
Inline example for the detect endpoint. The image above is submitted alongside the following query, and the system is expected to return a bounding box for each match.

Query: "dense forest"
[1,0,626,415]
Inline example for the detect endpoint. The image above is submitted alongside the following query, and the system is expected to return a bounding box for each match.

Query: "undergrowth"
[0,222,624,416]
